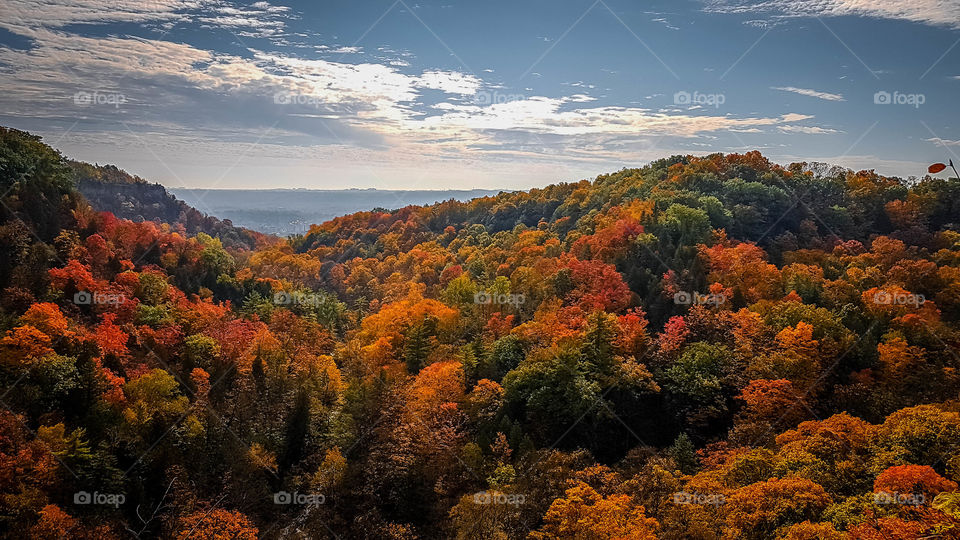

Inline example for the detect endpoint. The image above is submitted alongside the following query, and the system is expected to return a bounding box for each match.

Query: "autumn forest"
[4,126,960,539]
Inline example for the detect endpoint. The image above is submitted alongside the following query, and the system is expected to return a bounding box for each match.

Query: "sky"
[1,0,959,190]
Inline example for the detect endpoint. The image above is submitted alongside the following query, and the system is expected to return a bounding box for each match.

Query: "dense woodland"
[2,125,960,538]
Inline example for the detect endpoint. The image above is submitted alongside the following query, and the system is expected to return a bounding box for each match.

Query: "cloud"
[780,113,814,122]
[0,11,816,151]
[771,86,845,101]
[927,137,960,147]
[0,0,199,33]
[778,125,842,134]
[413,98,812,139]
[0,0,846,187]
[651,17,680,30]
[703,0,960,29]
[416,71,482,95]
[2,0,294,39]
[318,45,363,54]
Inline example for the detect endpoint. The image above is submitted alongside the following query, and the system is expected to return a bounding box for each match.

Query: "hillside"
[69,160,270,251]
[2,125,960,538]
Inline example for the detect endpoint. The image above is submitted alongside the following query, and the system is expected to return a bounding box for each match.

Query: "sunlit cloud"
[771,86,845,101]
[704,0,960,29]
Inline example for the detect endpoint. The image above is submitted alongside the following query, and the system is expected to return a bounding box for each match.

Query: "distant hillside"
[170,188,507,236]
[69,161,271,250]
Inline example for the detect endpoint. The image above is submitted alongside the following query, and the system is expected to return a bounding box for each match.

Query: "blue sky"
[1,0,958,190]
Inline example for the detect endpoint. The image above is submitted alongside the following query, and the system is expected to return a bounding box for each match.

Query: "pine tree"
[668,433,698,475]
[403,315,436,374]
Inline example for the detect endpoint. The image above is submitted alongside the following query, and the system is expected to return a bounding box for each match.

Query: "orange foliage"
[0,325,54,367]
[28,505,76,540]
[91,313,129,359]
[701,241,782,303]
[874,465,958,499]
[738,379,806,425]
[530,481,659,539]
[175,508,258,540]
[20,303,71,338]
[723,477,831,538]
[847,516,924,540]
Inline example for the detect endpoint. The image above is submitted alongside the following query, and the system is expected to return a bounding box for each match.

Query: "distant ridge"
[170,187,507,236]
[69,161,270,249]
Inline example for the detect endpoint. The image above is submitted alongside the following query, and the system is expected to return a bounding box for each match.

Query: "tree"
[582,311,618,375]
[661,342,734,427]
[28,505,76,540]
[529,481,659,539]
[175,508,258,539]
[122,369,190,434]
[480,334,525,382]
[403,315,437,374]
[723,477,831,539]
[279,387,311,474]
[737,379,807,429]
[874,465,957,499]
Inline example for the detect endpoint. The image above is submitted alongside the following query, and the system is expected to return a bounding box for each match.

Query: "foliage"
[4,132,960,537]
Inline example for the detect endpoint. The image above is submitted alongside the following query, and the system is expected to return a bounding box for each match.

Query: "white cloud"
[778,125,842,134]
[651,17,680,30]
[771,86,845,101]
[927,137,960,146]
[703,0,960,29]
[318,46,363,54]
[411,97,811,139]
[416,71,482,95]
[780,113,814,122]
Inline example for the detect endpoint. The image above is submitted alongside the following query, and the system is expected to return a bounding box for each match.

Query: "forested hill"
[69,160,268,250]
[4,124,960,538]
[293,153,960,326]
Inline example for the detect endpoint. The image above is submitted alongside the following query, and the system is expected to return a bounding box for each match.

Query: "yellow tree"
[530,481,659,539]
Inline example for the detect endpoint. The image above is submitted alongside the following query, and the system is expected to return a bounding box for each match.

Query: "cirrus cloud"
[703,0,960,29]
[771,86,845,101]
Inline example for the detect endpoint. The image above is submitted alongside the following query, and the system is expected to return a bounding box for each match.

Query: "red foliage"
[564,257,631,312]
[658,316,689,356]
[874,465,958,499]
